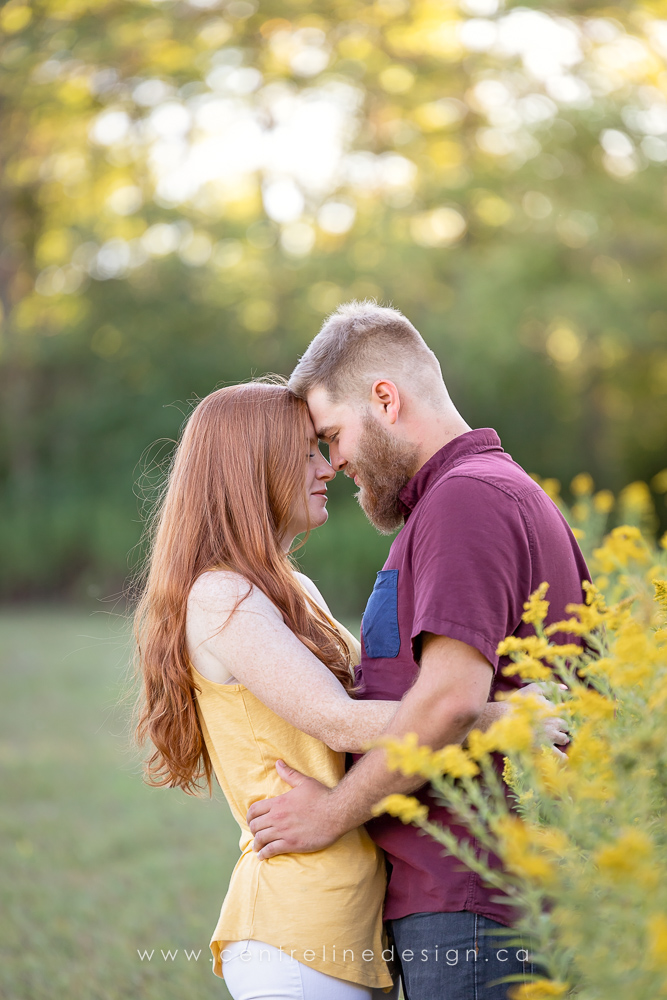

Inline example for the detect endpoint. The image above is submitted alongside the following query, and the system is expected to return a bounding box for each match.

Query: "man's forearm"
[246,635,494,860]
[473,699,506,732]
[326,683,481,836]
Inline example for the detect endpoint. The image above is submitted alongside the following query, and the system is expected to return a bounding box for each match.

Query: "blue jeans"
[389,910,535,1000]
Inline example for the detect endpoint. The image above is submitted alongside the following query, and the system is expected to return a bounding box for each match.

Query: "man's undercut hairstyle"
[288,300,446,407]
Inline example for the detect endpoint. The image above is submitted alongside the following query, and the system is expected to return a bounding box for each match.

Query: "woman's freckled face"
[305,420,335,531]
[281,418,335,547]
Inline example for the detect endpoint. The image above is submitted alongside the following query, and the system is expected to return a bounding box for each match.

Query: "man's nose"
[329,443,345,472]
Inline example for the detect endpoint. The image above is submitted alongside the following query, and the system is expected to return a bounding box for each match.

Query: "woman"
[133,381,566,999]
[134,382,400,999]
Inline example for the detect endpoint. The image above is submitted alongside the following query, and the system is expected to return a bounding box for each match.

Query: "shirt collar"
[398,428,503,518]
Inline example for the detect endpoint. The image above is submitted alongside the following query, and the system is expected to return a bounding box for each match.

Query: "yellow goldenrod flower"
[648,676,667,711]
[582,579,607,608]
[545,619,587,637]
[574,772,617,801]
[509,980,569,999]
[362,502,667,999]
[372,794,428,824]
[534,747,572,796]
[595,828,654,880]
[571,527,585,540]
[546,614,599,637]
[578,656,614,681]
[428,744,479,779]
[494,815,557,883]
[530,826,571,856]
[541,478,561,501]
[591,546,616,576]
[661,531,667,551]
[502,657,552,681]
[377,733,478,780]
[620,480,653,511]
[466,727,495,761]
[605,659,654,689]
[522,582,550,625]
[502,755,519,789]
[613,620,659,688]
[515,854,557,881]
[494,814,529,845]
[571,472,594,496]
[546,584,610,636]
[647,913,667,969]
[603,599,634,632]
[593,525,650,573]
[377,732,434,776]
[565,688,615,721]
[506,690,556,715]
[497,635,551,659]
[482,711,534,754]
[593,488,615,514]
[565,721,612,772]
[544,643,584,662]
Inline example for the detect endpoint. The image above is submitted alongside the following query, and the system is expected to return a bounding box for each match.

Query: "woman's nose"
[318,457,335,482]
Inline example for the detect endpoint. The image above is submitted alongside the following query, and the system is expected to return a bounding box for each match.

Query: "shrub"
[373,475,667,1000]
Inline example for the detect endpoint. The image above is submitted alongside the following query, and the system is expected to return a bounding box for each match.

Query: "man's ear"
[371,379,401,424]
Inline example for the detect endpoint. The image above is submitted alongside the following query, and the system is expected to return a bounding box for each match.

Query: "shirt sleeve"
[410,475,532,671]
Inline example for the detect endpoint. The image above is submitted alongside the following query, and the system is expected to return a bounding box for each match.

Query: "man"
[247,302,590,999]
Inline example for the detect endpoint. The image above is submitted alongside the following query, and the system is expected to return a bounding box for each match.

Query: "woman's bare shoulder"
[188,568,281,621]
[293,571,332,616]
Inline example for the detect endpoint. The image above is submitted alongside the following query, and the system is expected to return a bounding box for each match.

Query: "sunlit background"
[1,0,667,996]
[2,0,667,609]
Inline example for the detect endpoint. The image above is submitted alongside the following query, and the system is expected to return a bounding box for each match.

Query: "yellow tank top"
[190,616,395,990]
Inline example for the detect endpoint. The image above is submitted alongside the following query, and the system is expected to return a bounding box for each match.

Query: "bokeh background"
[1,0,666,996]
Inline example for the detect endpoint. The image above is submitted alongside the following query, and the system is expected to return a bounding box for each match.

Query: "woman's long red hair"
[133,382,352,796]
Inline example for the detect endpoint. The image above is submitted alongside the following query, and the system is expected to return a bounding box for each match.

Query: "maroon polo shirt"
[354,428,590,926]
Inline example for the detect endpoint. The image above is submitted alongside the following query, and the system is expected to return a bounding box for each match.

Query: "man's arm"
[247,633,493,859]
[470,682,570,759]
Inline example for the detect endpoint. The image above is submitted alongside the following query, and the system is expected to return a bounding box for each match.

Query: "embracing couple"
[135,301,589,1000]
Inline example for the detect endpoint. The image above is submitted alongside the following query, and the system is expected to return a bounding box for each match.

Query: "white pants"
[222,939,400,1000]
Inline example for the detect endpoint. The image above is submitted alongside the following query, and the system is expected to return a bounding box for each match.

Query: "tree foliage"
[1,0,666,606]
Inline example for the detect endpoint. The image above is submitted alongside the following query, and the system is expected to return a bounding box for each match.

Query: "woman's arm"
[186,571,397,753]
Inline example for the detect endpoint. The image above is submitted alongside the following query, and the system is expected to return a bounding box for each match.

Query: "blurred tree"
[1,0,666,610]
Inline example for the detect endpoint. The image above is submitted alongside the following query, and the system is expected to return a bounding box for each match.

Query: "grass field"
[0,608,237,1000]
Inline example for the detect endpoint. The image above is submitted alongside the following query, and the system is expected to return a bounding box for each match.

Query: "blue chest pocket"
[362,569,400,659]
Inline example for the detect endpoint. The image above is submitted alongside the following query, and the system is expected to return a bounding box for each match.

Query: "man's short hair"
[288,300,445,406]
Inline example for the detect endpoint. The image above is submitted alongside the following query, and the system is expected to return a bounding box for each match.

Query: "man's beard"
[349,413,420,534]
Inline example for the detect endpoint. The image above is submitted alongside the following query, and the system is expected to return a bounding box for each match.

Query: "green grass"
[0,608,237,1000]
